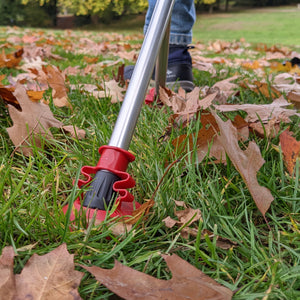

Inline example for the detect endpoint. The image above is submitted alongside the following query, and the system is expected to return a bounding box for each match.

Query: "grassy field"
[0,6,300,300]
[193,7,300,46]
[92,6,300,47]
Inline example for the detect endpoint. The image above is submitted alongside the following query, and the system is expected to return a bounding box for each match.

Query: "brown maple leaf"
[82,254,233,300]
[210,75,239,104]
[288,92,300,109]
[41,65,71,108]
[6,83,63,156]
[0,247,15,300]
[280,129,300,176]
[172,113,248,165]
[211,111,274,216]
[214,96,300,123]
[15,244,83,300]
[0,48,23,68]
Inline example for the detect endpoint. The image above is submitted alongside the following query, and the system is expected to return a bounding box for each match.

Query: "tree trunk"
[209,4,213,14]
[225,0,229,11]
[53,0,57,26]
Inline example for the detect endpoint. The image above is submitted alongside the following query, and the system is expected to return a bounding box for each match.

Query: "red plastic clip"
[63,146,140,223]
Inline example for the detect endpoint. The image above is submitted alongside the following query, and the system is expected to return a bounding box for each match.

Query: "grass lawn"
[0,6,300,299]
[92,6,300,47]
[193,7,300,46]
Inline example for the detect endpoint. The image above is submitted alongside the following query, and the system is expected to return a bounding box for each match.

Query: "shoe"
[124,45,194,92]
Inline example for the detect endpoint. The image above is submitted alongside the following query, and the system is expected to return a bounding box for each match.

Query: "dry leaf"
[211,75,239,103]
[91,80,126,103]
[279,129,300,176]
[249,118,280,138]
[163,216,178,228]
[62,125,86,140]
[7,83,63,156]
[163,201,202,241]
[15,244,83,300]
[0,48,23,68]
[0,247,16,300]
[0,85,19,107]
[82,254,233,300]
[211,111,274,216]
[125,199,155,225]
[109,222,133,236]
[214,96,300,123]
[175,207,202,225]
[287,92,300,109]
[41,65,71,108]
[172,113,248,165]
[159,86,186,114]
[202,229,238,250]
[245,80,281,99]
[193,61,217,76]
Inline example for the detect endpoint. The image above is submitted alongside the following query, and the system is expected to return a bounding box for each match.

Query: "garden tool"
[63,0,175,222]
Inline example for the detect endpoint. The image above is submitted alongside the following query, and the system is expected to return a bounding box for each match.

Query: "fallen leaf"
[163,200,202,240]
[214,96,300,123]
[26,90,45,101]
[163,216,178,228]
[82,254,233,300]
[288,92,300,109]
[279,129,300,176]
[193,61,217,76]
[0,85,19,107]
[242,60,261,70]
[211,111,274,216]
[0,247,16,300]
[202,229,238,250]
[7,83,63,156]
[249,118,280,138]
[175,207,202,225]
[211,75,239,103]
[271,61,300,75]
[241,80,281,99]
[172,113,248,165]
[0,48,23,68]
[125,199,155,225]
[41,65,71,108]
[15,244,83,300]
[109,221,133,236]
[159,86,186,114]
[94,80,126,103]
[62,125,86,140]
[20,56,48,71]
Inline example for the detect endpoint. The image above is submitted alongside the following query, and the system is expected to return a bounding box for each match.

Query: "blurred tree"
[21,0,57,25]
[0,0,22,25]
[21,0,148,24]
[195,0,217,13]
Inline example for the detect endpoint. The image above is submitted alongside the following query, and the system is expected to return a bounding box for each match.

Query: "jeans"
[144,0,196,46]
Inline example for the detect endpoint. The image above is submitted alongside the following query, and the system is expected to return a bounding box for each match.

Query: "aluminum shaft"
[109,0,175,150]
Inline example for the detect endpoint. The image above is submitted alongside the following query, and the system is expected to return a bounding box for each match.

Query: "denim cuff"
[169,33,192,46]
[143,25,192,46]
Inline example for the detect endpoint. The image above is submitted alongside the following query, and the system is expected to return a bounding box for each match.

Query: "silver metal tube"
[155,20,171,93]
[109,0,175,150]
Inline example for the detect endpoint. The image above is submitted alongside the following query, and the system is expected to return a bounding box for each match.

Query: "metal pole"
[109,0,175,150]
[155,20,171,93]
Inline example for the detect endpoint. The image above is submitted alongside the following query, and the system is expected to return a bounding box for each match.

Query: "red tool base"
[63,145,140,224]
[62,198,140,223]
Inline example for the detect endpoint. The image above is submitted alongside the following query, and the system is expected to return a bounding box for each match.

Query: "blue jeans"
[144,0,196,46]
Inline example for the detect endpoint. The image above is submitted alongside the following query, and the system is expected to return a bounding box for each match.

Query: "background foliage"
[0,0,299,27]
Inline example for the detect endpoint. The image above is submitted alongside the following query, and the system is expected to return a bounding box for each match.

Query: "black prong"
[83,170,120,210]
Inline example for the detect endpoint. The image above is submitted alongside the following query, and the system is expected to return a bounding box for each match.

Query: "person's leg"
[145,0,196,46]
[125,0,196,91]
